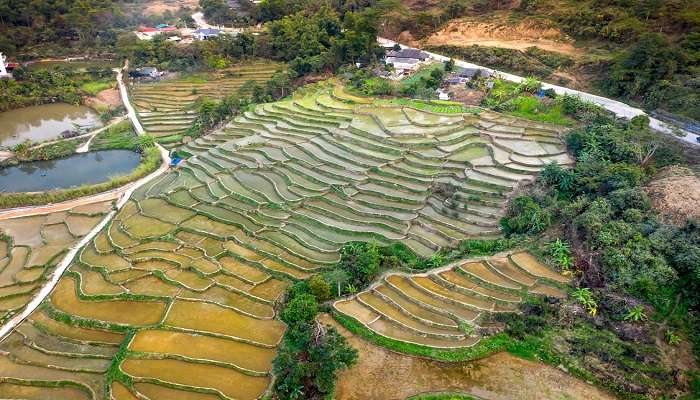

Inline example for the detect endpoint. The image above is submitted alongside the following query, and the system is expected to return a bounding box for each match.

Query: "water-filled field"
[0,150,141,192]
[0,83,572,399]
[0,103,102,147]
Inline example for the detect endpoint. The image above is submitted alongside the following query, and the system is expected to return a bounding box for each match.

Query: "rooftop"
[386,48,429,60]
[195,28,221,35]
[386,57,420,65]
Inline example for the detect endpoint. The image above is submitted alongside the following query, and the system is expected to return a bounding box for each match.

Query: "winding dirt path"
[75,115,128,153]
[320,314,615,400]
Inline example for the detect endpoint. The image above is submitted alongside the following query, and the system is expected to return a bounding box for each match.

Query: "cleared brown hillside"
[423,17,578,56]
[646,166,700,225]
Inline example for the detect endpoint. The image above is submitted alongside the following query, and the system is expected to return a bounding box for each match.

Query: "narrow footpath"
[75,115,128,153]
[378,37,699,146]
[0,59,171,341]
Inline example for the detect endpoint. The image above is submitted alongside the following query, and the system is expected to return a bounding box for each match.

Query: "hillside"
[388,0,700,122]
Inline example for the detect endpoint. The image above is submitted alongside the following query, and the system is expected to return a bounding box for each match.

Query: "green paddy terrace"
[130,63,283,147]
[0,83,572,399]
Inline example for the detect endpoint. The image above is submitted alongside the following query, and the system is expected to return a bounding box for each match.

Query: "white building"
[385,57,420,72]
[194,28,221,40]
[0,53,9,78]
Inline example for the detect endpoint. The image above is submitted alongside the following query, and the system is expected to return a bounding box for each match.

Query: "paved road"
[116,62,146,136]
[378,37,699,146]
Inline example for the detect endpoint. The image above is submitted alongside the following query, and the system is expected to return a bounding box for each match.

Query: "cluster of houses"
[135,24,225,43]
[375,43,494,100]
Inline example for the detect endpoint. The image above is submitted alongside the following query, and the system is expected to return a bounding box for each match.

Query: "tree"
[273,281,358,400]
[337,242,381,288]
[308,275,331,302]
[281,293,318,325]
[200,0,234,25]
[273,323,358,399]
[604,33,680,99]
[444,58,455,72]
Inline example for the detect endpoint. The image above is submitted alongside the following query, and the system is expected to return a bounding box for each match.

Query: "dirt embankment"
[85,88,121,111]
[320,314,615,400]
[422,18,578,56]
[646,165,700,225]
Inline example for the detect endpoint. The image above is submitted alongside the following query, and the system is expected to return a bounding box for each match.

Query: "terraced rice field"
[0,201,112,325]
[175,82,571,259]
[0,83,572,399]
[335,251,570,348]
[0,193,290,399]
[131,62,283,144]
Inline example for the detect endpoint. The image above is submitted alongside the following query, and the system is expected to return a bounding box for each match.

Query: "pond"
[0,150,141,192]
[0,103,102,147]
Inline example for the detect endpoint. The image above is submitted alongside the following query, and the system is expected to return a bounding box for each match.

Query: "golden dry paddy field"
[0,83,576,399]
[0,201,113,326]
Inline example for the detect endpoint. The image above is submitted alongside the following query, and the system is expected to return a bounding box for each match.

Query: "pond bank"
[0,146,161,210]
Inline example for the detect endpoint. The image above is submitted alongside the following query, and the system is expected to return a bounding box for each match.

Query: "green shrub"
[337,242,381,289]
[500,196,551,235]
[519,76,543,93]
[360,77,394,96]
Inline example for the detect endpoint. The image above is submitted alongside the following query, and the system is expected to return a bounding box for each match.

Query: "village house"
[128,67,162,79]
[193,28,222,40]
[384,48,430,76]
[386,48,429,61]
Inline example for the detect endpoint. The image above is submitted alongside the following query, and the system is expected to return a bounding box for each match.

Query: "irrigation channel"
[0,59,171,341]
[378,37,700,146]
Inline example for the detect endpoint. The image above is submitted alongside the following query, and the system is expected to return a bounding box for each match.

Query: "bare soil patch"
[141,0,198,16]
[96,88,121,107]
[85,88,121,111]
[645,166,700,225]
[423,18,578,56]
[448,86,485,106]
[320,314,615,400]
